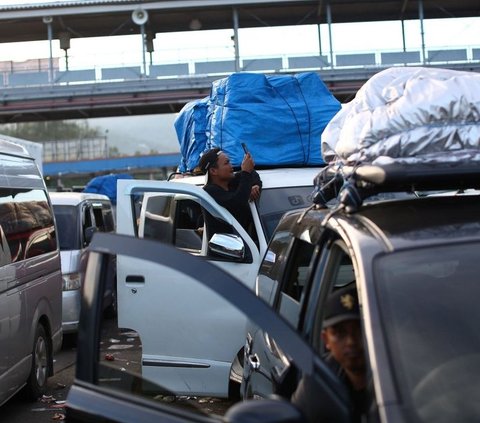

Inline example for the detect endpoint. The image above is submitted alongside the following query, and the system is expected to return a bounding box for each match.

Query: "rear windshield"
[53,205,80,250]
[257,186,313,240]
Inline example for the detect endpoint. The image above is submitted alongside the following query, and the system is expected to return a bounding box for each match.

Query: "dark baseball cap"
[198,148,222,174]
[323,285,360,328]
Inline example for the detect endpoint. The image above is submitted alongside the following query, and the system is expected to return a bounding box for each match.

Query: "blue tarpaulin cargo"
[174,72,341,171]
[174,97,211,173]
[83,173,133,204]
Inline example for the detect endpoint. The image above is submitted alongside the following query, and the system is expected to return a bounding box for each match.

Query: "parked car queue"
[67,158,480,423]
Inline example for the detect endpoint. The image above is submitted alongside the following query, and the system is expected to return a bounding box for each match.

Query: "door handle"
[126,275,145,283]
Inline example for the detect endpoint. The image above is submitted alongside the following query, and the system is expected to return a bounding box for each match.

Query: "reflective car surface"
[243,191,480,423]
[50,192,116,334]
[66,233,350,423]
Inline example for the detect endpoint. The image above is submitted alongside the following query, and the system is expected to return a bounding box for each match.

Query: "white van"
[0,140,62,406]
[116,167,320,398]
[49,192,116,334]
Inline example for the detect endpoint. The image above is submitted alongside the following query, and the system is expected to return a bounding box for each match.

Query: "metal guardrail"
[2,47,479,89]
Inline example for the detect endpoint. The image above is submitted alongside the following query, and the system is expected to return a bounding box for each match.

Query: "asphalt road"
[2,335,77,423]
[2,320,234,422]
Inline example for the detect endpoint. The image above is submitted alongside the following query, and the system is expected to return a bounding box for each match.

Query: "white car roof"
[49,191,111,206]
[171,167,322,189]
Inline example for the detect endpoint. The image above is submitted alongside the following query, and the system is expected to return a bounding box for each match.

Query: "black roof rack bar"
[312,161,480,212]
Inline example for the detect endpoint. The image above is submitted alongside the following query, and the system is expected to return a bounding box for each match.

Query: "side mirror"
[84,226,98,245]
[224,398,305,423]
[208,233,245,260]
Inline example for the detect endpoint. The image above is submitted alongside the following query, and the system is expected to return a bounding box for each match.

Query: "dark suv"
[242,162,480,422]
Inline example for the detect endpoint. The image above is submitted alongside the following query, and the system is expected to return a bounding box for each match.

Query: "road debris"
[105,353,115,361]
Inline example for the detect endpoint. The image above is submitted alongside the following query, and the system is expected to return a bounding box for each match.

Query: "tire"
[228,348,244,401]
[25,323,50,400]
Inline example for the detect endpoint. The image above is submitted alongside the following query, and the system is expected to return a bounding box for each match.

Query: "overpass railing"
[1,46,479,88]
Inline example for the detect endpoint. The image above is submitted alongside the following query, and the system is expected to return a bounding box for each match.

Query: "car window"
[102,207,115,231]
[256,186,314,240]
[256,228,292,305]
[135,190,251,261]
[277,238,317,327]
[311,240,356,354]
[0,188,56,262]
[53,205,81,250]
[82,204,95,247]
[174,198,204,251]
[92,202,115,232]
[374,242,480,422]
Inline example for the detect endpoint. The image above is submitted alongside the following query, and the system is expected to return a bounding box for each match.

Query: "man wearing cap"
[322,285,367,409]
[198,148,262,241]
[291,284,367,422]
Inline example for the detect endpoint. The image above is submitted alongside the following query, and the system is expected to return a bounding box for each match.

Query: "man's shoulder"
[204,183,224,195]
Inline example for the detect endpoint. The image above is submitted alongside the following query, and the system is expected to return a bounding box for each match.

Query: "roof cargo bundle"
[174,97,211,173]
[174,72,341,172]
[314,67,480,209]
[322,66,480,166]
[83,173,133,204]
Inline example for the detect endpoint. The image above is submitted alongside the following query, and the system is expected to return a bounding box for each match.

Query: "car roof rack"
[312,161,480,213]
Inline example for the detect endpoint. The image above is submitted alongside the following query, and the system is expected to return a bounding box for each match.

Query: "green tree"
[0,120,102,141]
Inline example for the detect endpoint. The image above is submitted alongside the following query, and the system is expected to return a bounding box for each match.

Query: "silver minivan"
[50,192,116,334]
[0,140,63,406]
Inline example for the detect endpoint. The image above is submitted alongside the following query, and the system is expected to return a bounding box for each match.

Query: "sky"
[0,1,478,155]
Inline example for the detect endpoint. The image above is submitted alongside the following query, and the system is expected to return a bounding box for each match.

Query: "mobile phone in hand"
[241,142,249,155]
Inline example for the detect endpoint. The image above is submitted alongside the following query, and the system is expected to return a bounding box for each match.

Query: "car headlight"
[63,273,81,291]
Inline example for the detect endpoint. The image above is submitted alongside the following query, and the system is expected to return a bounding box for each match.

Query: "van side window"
[102,207,115,232]
[0,188,56,263]
[82,205,94,246]
[0,224,12,265]
[92,203,115,232]
[92,206,104,231]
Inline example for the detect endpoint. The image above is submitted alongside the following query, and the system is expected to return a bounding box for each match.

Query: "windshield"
[374,242,480,422]
[257,186,313,240]
[53,205,80,250]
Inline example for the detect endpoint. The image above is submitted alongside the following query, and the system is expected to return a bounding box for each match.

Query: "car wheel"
[25,323,50,400]
[229,348,244,400]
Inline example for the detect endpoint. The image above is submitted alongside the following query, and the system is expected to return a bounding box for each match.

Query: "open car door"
[115,180,261,397]
[67,233,351,423]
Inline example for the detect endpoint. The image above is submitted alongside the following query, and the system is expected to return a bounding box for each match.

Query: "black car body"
[243,164,480,422]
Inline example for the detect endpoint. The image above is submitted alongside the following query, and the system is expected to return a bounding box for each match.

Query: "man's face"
[322,319,365,375]
[211,152,234,181]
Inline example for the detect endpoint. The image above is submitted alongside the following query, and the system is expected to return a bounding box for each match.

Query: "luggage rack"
[312,161,480,213]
